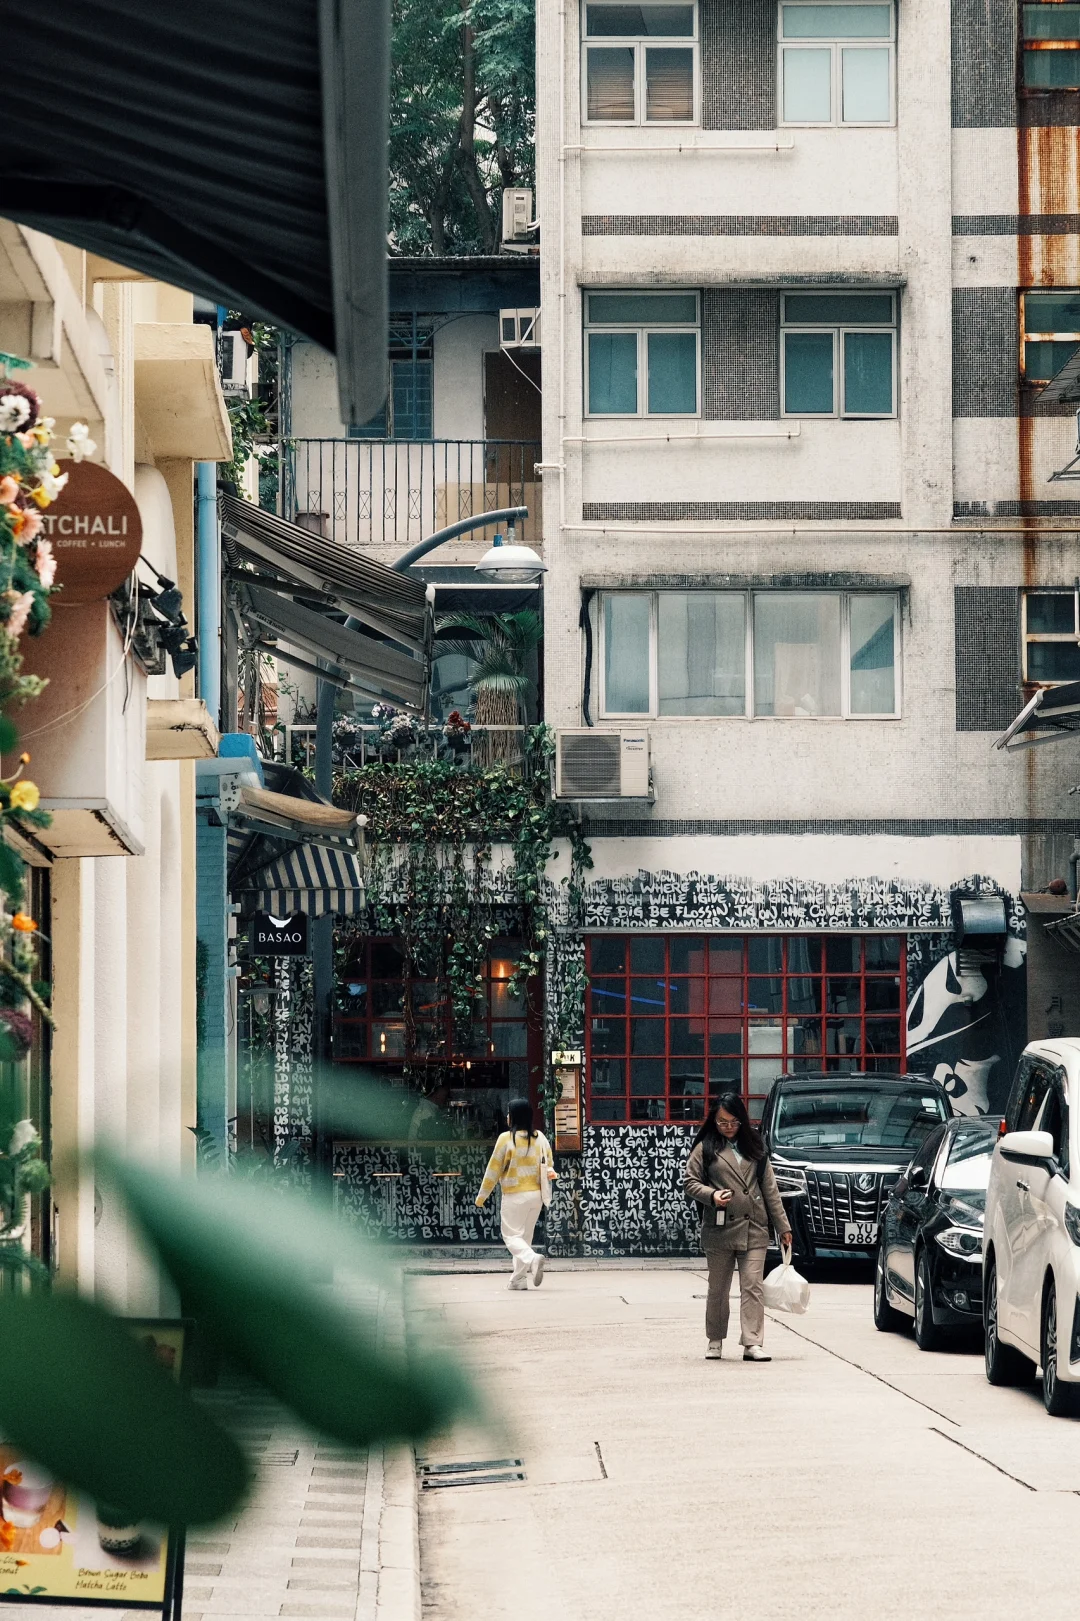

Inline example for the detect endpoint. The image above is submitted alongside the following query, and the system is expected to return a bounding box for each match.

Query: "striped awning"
[237,843,364,918]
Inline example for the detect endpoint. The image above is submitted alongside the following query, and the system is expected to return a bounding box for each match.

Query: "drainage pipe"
[196,462,221,725]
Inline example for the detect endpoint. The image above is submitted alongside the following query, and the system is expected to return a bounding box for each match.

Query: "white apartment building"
[535,0,1080,1249]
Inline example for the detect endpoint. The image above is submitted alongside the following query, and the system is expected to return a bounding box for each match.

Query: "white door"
[1010,1075,1068,1354]
[999,1059,1054,1338]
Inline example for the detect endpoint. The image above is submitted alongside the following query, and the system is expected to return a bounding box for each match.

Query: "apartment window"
[1022,4,1080,87]
[781,292,896,417]
[1023,588,1080,683]
[350,316,434,440]
[583,2,697,123]
[779,2,894,125]
[585,291,699,416]
[585,933,906,1122]
[1020,291,1080,383]
[600,590,899,718]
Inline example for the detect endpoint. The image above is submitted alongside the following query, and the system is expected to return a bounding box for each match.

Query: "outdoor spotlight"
[475,528,546,584]
[169,638,198,678]
[154,585,186,623]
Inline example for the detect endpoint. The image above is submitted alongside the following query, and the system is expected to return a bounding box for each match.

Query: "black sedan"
[874,1115,999,1349]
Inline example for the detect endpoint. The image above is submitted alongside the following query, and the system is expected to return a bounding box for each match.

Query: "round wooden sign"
[38,460,143,604]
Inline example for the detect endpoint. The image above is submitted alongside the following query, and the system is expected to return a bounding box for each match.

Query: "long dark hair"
[508,1097,535,1144]
[691,1092,766,1171]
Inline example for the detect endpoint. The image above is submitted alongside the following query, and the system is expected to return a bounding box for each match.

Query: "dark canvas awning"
[994,682,1080,751]
[221,493,432,712]
[228,762,365,916]
[0,0,388,426]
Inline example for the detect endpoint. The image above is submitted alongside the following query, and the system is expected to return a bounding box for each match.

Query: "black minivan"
[760,1072,953,1264]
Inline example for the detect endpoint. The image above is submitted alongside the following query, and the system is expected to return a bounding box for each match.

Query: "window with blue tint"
[783,291,896,418]
[1022,291,1080,382]
[779,2,894,124]
[848,593,896,713]
[843,330,893,414]
[1023,3,1080,87]
[586,291,699,416]
[784,331,835,413]
[647,331,697,412]
[603,593,651,712]
[1023,588,1080,683]
[390,358,433,440]
[588,330,638,413]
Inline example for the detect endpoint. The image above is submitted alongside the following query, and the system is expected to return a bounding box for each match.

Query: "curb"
[359,1273,421,1621]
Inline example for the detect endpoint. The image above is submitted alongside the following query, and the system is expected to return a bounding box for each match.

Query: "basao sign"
[38,461,143,605]
[250,913,309,956]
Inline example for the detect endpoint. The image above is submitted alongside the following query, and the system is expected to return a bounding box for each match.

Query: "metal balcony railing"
[277,439,542,555]
[281,722,529,775]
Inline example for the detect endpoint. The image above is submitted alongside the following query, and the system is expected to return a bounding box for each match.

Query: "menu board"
[0,1321,186,1613]
[552,1052,583,1155]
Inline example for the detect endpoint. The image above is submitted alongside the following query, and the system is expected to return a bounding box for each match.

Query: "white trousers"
[500,1190,543,1280]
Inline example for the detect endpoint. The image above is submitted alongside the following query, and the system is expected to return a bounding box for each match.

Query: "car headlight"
[935,1226,983,1260]
[941,1196,984,1228]
[1064,1204,1080,1247]
[772,1168,807,1196]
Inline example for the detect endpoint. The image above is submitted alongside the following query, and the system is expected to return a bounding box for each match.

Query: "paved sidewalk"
[410,1261,1080,1621]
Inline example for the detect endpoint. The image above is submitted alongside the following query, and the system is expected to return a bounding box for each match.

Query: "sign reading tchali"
[38,461,142,604]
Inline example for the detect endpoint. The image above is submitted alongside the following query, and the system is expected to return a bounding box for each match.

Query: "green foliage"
[0,1290,250,1524]
[389,0,535,254]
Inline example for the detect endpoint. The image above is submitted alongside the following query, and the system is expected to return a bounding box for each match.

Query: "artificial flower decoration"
[10,914,37,933]
[0,361,69,702]
[66,422,97,462]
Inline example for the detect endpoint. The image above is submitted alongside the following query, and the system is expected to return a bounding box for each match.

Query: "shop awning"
[0,0,388,427]
[1044,912,1080,954]
[231,785,361,853]
[220,493,432,712]
[1039,346,1080,405]
[236,844,365,918]
[993,682,1080,751]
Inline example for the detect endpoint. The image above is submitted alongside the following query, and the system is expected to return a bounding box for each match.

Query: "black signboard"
[250,913,309,956]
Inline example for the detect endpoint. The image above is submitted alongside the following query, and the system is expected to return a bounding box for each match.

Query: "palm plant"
[436,609,542,767]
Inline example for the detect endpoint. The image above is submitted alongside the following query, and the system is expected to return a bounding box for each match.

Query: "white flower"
[5,591,35,639]
[37,468,68,502]
[0,394,31,432]
[8,1119,37,1155]
[66,422,96,462]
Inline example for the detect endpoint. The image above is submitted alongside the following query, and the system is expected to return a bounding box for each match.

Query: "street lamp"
[475,526,546,584]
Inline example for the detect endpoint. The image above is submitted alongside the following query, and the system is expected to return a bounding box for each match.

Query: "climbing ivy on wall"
[333,726,592,1076]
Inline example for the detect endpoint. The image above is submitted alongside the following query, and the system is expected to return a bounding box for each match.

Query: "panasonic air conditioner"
[499,308,541,350]
[554,728,651,799]
[501,187,535,244]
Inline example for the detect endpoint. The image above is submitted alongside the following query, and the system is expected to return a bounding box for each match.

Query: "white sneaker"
[743,1345,771,1362]
[530,1255,546,1288]
[508,1277,528,1291]
[705,1340,723,1360]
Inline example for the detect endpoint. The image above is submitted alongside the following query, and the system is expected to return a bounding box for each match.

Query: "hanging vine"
[334,725,592,1070]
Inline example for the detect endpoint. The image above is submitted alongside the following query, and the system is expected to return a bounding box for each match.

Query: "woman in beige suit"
[684,1092,792,1361]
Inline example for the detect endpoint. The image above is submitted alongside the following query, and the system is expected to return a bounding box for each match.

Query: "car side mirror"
[999,1129,1055,1163]
[893,1175,908,1197]
[907,1165,927,1190]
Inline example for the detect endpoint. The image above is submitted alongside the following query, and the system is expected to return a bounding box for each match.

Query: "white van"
[983,1039,1080,1416]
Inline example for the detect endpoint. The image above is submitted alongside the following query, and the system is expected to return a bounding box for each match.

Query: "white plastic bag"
[762,1253,811,1315]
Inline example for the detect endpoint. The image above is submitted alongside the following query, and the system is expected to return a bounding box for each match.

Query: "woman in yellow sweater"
[475,1099,557,1290]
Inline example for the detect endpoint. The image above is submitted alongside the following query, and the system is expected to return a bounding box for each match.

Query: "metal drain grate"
[417,1458,525,1490]
[259,1449,300,1467]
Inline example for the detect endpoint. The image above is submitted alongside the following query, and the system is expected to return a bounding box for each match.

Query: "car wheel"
[873,1244,906,1333]
[1041,1284,1080,1417]
[984,1258,1036,1387]
[914,1249,944,1351]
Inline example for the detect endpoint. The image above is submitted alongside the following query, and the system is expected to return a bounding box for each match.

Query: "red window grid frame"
[584,932,907,1126]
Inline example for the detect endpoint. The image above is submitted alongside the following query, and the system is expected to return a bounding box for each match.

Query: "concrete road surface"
[408,1261,1080,1621]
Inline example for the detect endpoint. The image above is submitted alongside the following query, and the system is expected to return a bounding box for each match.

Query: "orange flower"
[2,1468,22,1485]
[11,914,36,933]
[0,1520,14,1551]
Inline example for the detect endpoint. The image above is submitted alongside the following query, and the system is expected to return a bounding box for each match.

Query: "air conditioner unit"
[554,728,650,799]
[219,329,251,398]
[501,187,535,244]
[499,308,541,350]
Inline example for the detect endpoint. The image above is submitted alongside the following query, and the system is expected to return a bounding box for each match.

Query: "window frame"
[597,588,902,720]
[581,0,700,126]
[1021,586,1080,685]
[1019,289,1080,384]
[1021,4,1080,90]
[584,290,701,418]
[584,931,908,1124]
[777,1,896,128]
[780,292,898,419]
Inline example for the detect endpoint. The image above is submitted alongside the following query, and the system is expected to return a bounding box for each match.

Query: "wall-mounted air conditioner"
[502,187,535,244]
[499,308,541,350]
[554,728,651,799]
[219,329,251,398]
